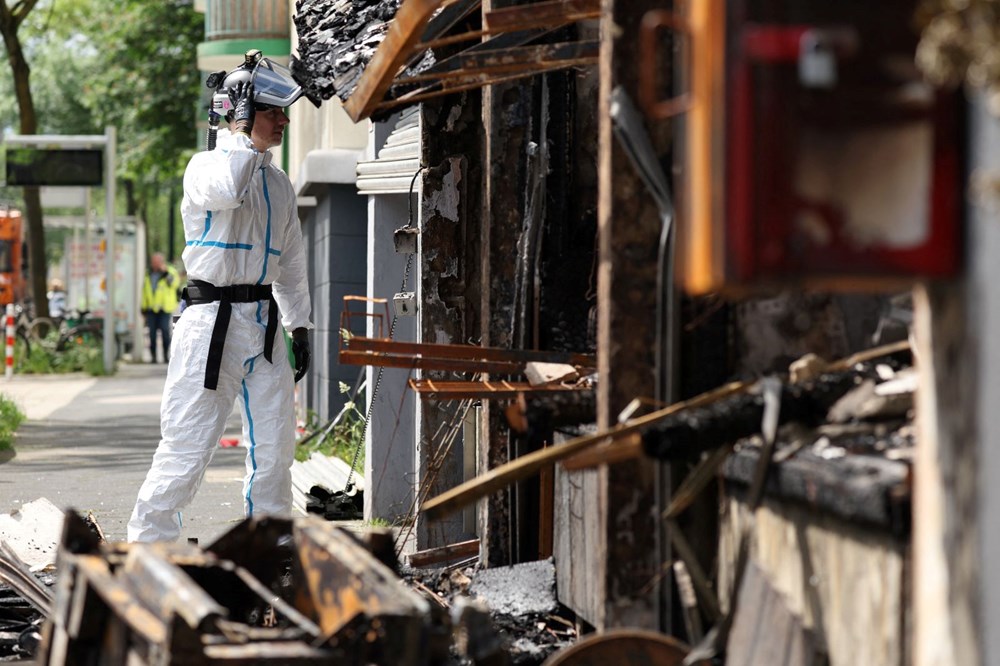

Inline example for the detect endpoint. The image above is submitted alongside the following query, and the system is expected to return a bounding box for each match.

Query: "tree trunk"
[1,0,48,318]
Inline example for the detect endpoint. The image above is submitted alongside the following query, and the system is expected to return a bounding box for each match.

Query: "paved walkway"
[0,363,248,544]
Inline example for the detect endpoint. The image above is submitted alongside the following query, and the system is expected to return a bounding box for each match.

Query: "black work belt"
[184,280,278,390]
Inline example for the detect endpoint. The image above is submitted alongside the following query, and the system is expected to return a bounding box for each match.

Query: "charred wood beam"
[422,381,748,520]
[562,340,914,470]
[398,41,599,84]
[504,390,596,441]
[424,342,913,519]
[722,446,911,536]
[640,372,858,461]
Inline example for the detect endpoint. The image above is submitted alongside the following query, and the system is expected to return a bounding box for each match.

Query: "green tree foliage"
[1,0,203,264]
[81,0,204,202]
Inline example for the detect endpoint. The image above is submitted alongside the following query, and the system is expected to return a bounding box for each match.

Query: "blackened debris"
[0,579,51,662]
[402,562,577,665]
[305,484,363,521]
[293,0,403,103]
[506,391,596,445]
[722,424,913,536]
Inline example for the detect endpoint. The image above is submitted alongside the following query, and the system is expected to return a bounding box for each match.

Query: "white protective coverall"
[128,129,312,542]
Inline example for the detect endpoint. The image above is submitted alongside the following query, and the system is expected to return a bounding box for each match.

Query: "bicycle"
[54,310,105,352]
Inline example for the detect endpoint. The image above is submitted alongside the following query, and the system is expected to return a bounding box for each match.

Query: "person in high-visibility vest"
[141,252,180,363]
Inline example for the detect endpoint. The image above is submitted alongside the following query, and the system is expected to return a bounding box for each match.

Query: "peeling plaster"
[444,103,463,132]
[425,160,463,223]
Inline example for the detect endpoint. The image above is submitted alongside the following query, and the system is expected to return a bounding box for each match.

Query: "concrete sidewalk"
[0,363,248,543]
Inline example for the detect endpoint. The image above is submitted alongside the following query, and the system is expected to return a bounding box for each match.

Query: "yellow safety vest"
[142,266,180,313]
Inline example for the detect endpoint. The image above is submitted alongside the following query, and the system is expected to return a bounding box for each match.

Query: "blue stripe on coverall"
[186,211,254,249]
[242,356,259,514]
[244,168,274,514]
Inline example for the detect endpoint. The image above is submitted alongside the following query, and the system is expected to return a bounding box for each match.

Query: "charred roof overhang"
[294,0,600,122]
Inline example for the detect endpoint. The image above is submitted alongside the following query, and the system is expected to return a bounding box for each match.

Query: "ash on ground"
[402,558,577,665]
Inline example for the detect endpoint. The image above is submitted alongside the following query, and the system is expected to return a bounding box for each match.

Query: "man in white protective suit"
[128,51,313,542]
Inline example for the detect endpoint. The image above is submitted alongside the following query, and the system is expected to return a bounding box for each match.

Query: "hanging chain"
[343,166,424,491]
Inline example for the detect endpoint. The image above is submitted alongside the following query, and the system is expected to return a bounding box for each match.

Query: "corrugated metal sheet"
[291,452,366,515]
[356,107,422,195]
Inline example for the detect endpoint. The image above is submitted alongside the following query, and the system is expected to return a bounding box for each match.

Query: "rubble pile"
[292,0,403,103]
[403,558,577,665]
[0,583,45,662]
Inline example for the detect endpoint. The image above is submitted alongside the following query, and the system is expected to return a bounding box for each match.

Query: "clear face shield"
[210,54,305,116]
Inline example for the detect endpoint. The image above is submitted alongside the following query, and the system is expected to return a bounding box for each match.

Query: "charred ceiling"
[292,0,404,104]
[292,0,599,122]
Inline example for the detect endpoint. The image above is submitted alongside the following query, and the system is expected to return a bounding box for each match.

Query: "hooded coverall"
[128,129,312,542]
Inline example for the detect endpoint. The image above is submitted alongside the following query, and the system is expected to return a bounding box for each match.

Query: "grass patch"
[296,384,366,467]
[14,333,111,376]
[0,394,26,451]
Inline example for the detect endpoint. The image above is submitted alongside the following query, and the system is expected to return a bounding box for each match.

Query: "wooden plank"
[912,283,978,666]
[407,538,480,567]
[719,498,905,666]
[344,0,446,122]
[421,381,746,519]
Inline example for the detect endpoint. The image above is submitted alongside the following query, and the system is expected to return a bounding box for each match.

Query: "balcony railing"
[205,0,289,41]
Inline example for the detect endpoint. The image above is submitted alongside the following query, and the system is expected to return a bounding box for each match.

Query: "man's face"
[151,255,165,271]
[251,107,290,151]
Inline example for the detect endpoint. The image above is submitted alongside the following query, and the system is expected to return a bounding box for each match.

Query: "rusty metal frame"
[344,335,594,366]
[343,0,601,122]
[339,295,391,341]
[409,378,590,400]
[340,331,595,376]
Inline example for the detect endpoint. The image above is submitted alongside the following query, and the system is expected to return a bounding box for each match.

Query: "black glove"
[292,329,310,383]
[229,80,255,136]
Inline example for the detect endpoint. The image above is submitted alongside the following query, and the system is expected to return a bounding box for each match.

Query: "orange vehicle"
[0,209,25,306]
